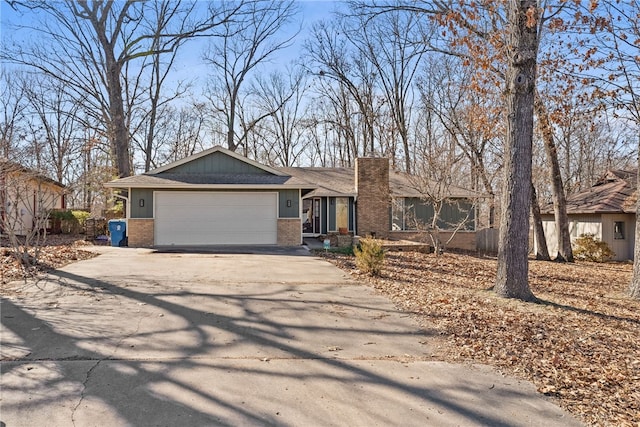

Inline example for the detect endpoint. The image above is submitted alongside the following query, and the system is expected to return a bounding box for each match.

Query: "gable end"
[148,145,286,176]
[158,151,269,175]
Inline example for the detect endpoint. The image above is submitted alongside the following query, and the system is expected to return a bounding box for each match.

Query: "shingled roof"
[561,169,637,214]
[279,167,485,199]
[106,172,308,188]
[0,158,66,189]
[279,167,356,197]
[104,146,485,199]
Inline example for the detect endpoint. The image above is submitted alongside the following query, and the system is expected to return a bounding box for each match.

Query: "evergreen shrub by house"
[354,237,385,276]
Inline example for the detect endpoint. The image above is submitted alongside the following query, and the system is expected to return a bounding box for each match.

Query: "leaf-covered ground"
[1,235,98,285]
[320,250,639,427]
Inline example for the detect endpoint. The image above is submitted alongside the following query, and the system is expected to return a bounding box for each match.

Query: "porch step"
[380,239,433,253]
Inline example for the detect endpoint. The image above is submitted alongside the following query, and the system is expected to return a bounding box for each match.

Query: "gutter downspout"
[114,189,130,237]
[353,194,357,237]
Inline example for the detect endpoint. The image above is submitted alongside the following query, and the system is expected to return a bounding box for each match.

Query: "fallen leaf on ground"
[321,250,639,427]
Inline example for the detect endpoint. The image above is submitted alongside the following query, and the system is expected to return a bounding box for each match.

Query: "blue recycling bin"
[108,219,127,247]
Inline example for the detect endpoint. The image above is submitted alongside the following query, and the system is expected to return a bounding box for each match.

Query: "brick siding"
[127,218,154,247]
[388,230,477,252]
[277,218,301,246]
[355,158,390,238]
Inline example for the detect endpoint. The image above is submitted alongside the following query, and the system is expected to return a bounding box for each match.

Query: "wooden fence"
[476,228,499,254]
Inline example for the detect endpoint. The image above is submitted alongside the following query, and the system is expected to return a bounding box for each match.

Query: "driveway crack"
[112,311,146,356]
[110,293,151,357]
[71,359,101,427]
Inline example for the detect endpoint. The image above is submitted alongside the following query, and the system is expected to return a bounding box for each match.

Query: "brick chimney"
[355,157,390,238]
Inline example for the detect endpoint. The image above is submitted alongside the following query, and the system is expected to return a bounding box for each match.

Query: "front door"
[303,198,321,235]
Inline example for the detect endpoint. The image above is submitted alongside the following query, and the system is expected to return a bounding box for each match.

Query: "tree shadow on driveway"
[1,263,580,426]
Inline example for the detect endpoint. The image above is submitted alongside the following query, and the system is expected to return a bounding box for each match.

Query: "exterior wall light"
[139,198,145,207]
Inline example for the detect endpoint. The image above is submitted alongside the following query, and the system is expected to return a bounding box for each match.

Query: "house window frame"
[335,197,349,230]
[614,221,625,240]
[391,198,405,231]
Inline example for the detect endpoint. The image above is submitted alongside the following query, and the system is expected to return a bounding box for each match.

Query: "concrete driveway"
[1,246,581,426]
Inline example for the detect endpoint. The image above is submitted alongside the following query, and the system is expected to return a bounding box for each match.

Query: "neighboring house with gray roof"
[105,146,483,249]
[537,169,637,261]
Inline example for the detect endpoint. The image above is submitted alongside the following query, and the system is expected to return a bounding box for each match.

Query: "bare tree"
[553,101,634,193]
[304,19,381,158]
[73,131,113,214]
[159,103,208,165]
[251,67,310,166]
[303,103,351,167]
[23,74,84,184]
[405,138,476,255]
[0,69,29,161]
[346,6,430,172]
[534,94,574,262]
[5,1,244,177]
[531,182,551,260]
[306,74,364,166]
[415,54,501,211]
[202,0,299,153]
[131,1,191,173]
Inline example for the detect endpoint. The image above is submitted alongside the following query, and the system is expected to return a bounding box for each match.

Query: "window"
[614,221,625,240]
[335,197,349,230]
[391,198,404,230]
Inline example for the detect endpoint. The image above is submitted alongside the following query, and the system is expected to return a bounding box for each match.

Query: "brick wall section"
[388,230,477,252]
[128,219,154,247]
[277,218,301,246]
[355,158,390,238]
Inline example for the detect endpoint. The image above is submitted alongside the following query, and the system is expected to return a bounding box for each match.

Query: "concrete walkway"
[1,246,582,426]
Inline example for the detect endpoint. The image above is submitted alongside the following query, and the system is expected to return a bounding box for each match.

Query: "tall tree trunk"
[531,182,550,260]
[534,94,573,262]
[144,96,158,173]
[495,0,537,302]
[402,129,411,174]
[107,66,132,178]
[99,56,132,178]
[227,95,238,152]
[630,152,640,299]
[87,3,132,179]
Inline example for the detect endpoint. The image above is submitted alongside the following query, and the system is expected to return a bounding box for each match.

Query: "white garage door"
[155,192,278,245]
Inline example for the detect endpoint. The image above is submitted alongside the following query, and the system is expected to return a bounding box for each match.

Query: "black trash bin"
[108,219,127,247]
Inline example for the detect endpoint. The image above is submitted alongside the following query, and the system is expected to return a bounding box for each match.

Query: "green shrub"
[328,245,355,256]
[354,237,385,276]
[573,233,616,262]
[107,200,124,217]
[71,210,91,227]
[49,209,74,221]
[48,209,91,234]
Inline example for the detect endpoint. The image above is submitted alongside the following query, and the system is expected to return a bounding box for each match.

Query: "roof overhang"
[1,158,66,189]
[104,182,310,190]
[302,191,357,198]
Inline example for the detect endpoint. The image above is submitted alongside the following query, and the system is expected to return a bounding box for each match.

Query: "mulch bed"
[320,250,639,427]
